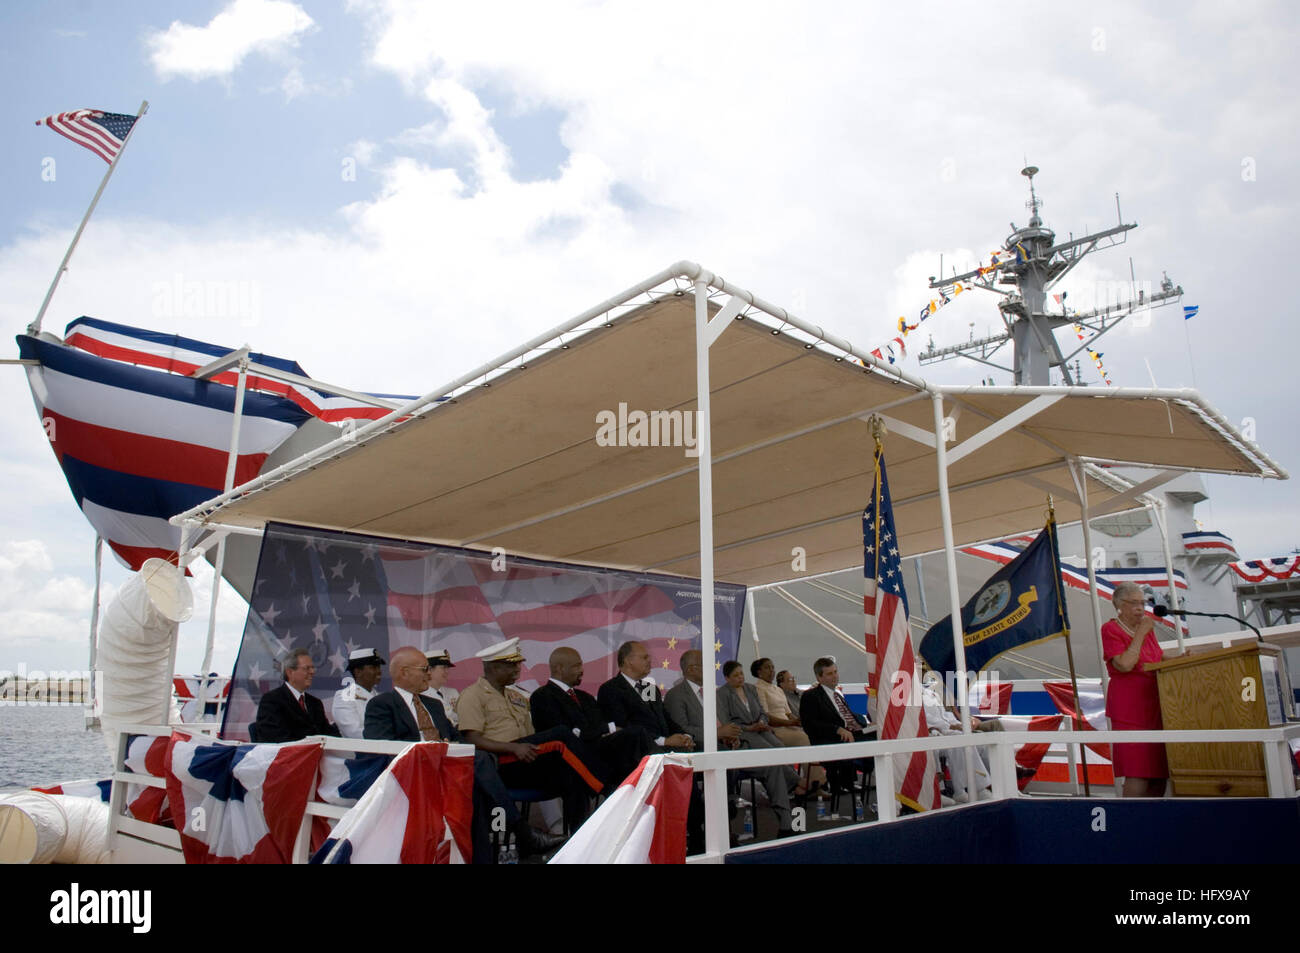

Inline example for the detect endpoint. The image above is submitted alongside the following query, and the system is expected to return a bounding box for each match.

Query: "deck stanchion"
[87,535,103,726]
[874,753,897,822]
[988,735,1017,799]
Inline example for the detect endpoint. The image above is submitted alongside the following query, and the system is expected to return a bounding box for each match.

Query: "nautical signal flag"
[920,519,1070,675]
[1183,305,1199,320]
[36,109,139,163]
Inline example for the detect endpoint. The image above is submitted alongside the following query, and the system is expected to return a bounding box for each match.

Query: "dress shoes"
[516,823,567,858]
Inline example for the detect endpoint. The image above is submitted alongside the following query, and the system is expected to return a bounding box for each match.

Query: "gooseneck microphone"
[1153,604,1261,639]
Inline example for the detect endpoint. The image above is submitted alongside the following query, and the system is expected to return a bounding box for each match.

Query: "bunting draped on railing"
[1182,531,1238,559]
[1230,557,1300,583]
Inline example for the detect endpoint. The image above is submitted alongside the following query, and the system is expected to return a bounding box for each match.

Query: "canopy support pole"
[932,393,979,801]
[1151,500,1186,652]
[198,357,249,719]
[695,281,727,860]
[1067,458,1109,696]
[746,590,760,657]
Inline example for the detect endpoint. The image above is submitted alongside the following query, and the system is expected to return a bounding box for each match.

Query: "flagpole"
[1047,496,1091,796]
[28,99,149,336]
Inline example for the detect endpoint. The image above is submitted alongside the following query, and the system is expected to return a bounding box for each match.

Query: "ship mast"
[919,166,1183,385]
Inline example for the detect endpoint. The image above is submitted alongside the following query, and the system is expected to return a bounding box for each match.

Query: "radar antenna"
[917,165,1184,385]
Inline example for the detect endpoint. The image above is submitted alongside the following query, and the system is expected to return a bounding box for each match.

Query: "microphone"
[1151,604,1261,638]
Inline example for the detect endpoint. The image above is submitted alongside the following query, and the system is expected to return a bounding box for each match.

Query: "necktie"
[414,697,441,742]
[297,694,307,712]
[831,691,862,732]
[567,688,580,704]
[636,681,654,702]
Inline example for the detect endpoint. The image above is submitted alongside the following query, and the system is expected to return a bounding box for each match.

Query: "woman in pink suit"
[1102,582,1184,797]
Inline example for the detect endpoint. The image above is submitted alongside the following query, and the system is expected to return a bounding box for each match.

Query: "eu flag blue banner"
[919,521,1069,674]
[222,522,747,741]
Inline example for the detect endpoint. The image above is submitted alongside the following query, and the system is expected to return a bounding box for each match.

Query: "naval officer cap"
[475,638,525,663]
[347,648,386,670]
[425,648,456,668]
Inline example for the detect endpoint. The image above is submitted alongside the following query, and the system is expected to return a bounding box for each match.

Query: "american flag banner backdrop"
[863,449,940,813]
[36,109,138,163]
[222,523,747,741]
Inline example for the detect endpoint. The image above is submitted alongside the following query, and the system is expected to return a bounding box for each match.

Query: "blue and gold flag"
[919,519,1069,674]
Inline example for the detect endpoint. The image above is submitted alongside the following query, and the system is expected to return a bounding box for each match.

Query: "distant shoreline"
[0,677,94,705]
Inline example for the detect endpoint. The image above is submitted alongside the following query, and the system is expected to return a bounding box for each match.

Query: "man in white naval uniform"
[333,648,385,739]
[421,649,460,727]
[921,670,992,803]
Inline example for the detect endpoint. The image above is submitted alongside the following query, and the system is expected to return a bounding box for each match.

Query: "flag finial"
[867,414,887,451]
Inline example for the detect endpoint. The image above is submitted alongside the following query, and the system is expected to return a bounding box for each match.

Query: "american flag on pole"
[36,109,139,163]
[863,447,939,813]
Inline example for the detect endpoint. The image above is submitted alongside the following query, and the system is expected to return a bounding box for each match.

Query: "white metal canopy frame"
[172,261,1286,860]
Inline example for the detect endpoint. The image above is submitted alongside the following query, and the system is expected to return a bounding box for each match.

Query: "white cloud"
[0,540,112,668]
[146,0,315,82]
[3,1,1298,670]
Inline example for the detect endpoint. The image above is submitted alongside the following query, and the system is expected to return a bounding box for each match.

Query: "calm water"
[0,705,115,793]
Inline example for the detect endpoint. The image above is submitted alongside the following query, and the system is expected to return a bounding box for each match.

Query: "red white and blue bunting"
[1182,531,1239,559]
[1230,557,1300,583]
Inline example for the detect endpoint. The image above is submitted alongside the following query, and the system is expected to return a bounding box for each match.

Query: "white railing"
[682,723,1300,864]
[105,722,1300,864]
[105,725,418,863]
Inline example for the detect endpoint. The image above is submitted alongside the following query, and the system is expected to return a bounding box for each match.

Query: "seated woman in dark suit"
[717,661,803,797]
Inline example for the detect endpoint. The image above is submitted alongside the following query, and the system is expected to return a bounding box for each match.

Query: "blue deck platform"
[725,797,1300,864]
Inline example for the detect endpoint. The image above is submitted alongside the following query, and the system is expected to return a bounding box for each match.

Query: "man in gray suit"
[665,650,794,836]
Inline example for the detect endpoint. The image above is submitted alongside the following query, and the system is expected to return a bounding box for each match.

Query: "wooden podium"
[1149,642,1285,797]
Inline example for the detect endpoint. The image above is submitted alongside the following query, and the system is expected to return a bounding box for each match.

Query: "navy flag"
[920,519,1070,674]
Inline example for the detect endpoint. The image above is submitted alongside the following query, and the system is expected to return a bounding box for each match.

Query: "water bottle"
[741,808,754,840]
[498,835,518,864]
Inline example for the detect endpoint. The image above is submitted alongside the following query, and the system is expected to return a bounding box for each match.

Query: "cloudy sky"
[1,0,1295,674]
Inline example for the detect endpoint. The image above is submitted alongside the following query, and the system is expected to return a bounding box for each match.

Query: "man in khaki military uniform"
[458,638,605,831]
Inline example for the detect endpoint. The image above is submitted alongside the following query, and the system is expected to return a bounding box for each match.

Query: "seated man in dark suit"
[596,641,694,753]
[799,656,874,798]
[253,648,341,742]
[666,649,794,837]
[530,646,649,785]
[364,645,564,863]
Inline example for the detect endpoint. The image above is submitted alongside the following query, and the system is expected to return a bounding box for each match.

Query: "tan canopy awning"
[185,279,1283,588]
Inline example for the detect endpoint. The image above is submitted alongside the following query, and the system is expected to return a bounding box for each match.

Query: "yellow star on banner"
[715,661,721,670]
[667,636,677,649]
[662,659,669,668]
[714,640,722,652]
